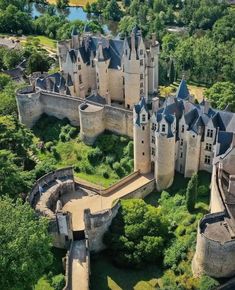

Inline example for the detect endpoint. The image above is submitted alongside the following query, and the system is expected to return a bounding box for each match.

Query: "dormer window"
[78,57,80,62]
[152,123,156,131]
[126,49,128,56]
[181,125,184,133]
[140,59,143,66]
[78,65,81,70]
[180,139,183,146]
[140,74,143,80]
[140,49,143,55]
[207,129,213,138]
[140,82,143,88]
[142,114,146,122]
[162,124,166,132]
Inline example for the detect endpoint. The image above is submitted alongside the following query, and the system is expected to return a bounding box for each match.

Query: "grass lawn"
[90,252,162,290]
[33,35,57,51]
[47,0,96,7]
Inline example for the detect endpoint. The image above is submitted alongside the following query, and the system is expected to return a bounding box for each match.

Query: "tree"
[212,10,235,42]
[0,73,11,90]
[103,0,123,21]
[204,82,235,112]
[186,173,198,212]
[103,199,168,267]
[0,196,52,289]
[26,51,51,74]
[199,275,219,290]
[2,49,22,70]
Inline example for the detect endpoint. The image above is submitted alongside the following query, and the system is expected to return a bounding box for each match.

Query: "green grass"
[90,251,162,290]
[32,114,133,188]
[33,36,56,50]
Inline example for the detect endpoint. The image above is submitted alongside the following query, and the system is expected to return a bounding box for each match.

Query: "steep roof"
[176,79,190,100]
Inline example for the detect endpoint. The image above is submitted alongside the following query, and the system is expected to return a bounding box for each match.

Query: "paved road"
[62,173,153,230]
[70,240,89,290]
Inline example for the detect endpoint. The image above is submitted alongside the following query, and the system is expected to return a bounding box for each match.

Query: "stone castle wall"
[16,88,133,141]
[84,178,155,252]
[192,212,235,278]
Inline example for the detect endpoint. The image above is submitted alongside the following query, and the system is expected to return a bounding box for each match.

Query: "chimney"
[152,97,159,112]
[97,41,104,61]
[151,33,156,46]
[131,32,136,60]
[204,100,210,114]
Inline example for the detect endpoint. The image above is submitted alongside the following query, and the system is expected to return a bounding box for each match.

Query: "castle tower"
[123,27,148,109]
[71,27,80,50]
[154,112,176,190]
[94,41,110,102]
[147,33,160,95]
[133,97,151,174]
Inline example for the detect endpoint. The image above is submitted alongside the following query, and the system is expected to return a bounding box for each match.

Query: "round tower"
[79,102,105,145]
[155,115,176,190]
[133,98,151,174]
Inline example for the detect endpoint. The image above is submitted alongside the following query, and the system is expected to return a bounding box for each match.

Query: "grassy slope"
[90,171,211,290]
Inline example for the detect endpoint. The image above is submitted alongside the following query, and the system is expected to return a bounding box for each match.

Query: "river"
[31,3,118,35]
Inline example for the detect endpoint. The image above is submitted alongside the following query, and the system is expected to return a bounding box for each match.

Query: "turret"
[71,27,80,50]
[148,33,160,95]
[133,97,151,174]
[123,27,147,109]
[154,111,176,190]
[94,40,110,102]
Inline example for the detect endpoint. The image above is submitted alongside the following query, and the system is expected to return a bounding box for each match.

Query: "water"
[31,3,118,35]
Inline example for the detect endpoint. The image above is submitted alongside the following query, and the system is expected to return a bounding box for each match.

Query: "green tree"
[204,82,235,112]
[199,275,219,290]
[103,0,123,21]
[2,48,22,70]
[186,173,198,212]
[26,51,51,74]
[0,73,11,90]
[104,199,168,267]
[212,10,235,42]
[0,196,52,289]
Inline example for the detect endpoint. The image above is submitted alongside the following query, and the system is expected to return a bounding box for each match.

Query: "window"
[207,129,213,138]
[140,89,144,95]
[180,152,183,158]
[152,148,155,156]
[181,125,184,133]
[140,74,143,80]
[162,124,166,132]
[206,143,212,151]
[151,57,154,62]
[180,139,183,146]
[92,60,94,67]
[125,49,128,56]
[152,123,156,131]
[142,114,146,122]
[142,126,145,131]
[140,82,143,88]
[142,152,145,156]
[127,104,130,109]
[205,155,211,165]
[152,136,155,144]
[78,65,81,70]
[79,75,82,84]
[142,140,144,144]
[140,59,143,66]
[140,49,143,55]
[77,57,80,62]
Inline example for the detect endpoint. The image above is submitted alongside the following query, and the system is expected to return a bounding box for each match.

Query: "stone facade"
[133,80,235,191]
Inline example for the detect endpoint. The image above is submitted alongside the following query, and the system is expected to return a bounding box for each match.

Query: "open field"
[47,0,96,7]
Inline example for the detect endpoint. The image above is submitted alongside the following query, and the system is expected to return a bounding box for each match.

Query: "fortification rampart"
[192,212,235,278]
[16,88,133,142]
[84,201,121,251]
[29,167,75,248]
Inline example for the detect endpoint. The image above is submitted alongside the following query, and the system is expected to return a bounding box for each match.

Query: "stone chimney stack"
[97,41,104,61]
[130,32,136,60]
[152,97,159,113]
[204,99,210,114]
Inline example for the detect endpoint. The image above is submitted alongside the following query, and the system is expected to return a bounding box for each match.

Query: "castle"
[16,28,235,280]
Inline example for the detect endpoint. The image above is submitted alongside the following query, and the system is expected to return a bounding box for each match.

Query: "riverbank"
[47,0,96,7]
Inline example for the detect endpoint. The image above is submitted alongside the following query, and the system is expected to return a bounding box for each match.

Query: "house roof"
[176,79,190,100]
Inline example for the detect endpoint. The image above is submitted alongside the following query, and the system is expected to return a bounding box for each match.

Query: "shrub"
[103,171,109,179]
[51,147,60,160]
[33,159,57,179]
[198,185,209,197]
[59,132,66,142]
[124,141,134,158]
[105,154,116,167]
[45,141,54,152]
[113,162,125,178]
[50,274,65,290]
[120,157,131,173]
[87,148,103,165]
[95,133,118,153]
[199,275,219,290]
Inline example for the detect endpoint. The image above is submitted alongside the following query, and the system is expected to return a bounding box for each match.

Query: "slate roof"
[134,97,149,126]
[217,131,234,156]
[175,79,190,100]
[87,93,106,105]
